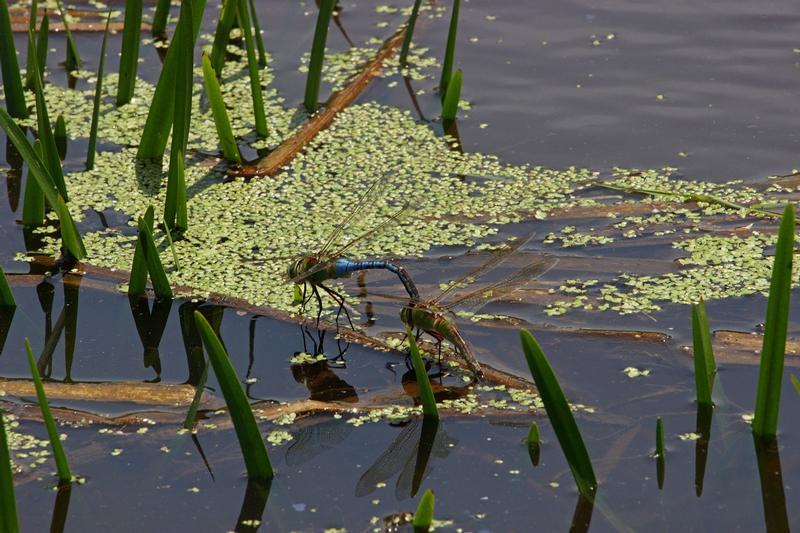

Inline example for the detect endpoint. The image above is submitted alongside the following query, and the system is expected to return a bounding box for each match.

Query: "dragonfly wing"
[354,420,421,497]
[443,255,558,314]
[284,419,355,466]
[431,233,537,305]
[329,202,416,258]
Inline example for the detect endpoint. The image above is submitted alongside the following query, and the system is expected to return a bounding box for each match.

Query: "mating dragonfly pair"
[285,175,556,382]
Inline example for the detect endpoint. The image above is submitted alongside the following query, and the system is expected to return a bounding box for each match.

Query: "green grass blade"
[0,0,28,119]
[36,12,49,79]
[753,204,794,439]
[236,0,267,137]
[303,0,335,114]
[183,361,208,430]
[22,140,45,226]
[441,68,462,121]
[24,0,39,91]
[399,0,422,68]
[137,0,206,160]
[0,109,85,259]
[28,32,68,200]
[54,114,67,159]
[128,206,154,297]
[86,12,110,170]
[209,0,238,75]
[247,0,267,67]
[151,0,170,36]
[0,409,20,533]
[520,328,597,497]
[412,488,434,531]
[438,0,460,98]
[194,311,273,481]
[527,420,541,466]
[116,0,142,106]
[791,374,800,396]
[53,0,80,70]
[0,266,14,308]
[691,300,716,407]
[406,325,439,420]
[201,52,242,163]
[25,338,71,485]
[137,215,172,299]
[162,218,181,271]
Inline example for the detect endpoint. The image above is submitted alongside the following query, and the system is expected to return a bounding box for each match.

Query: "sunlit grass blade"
[399,0,422,68]
[116,0,142,106]
[28,32,68,200]
[0,266,14,308]
[25,338,71,485]
[86,12,110,170]
[0,0,28,118]
[151,0,170,36]
[527,420,540,466]
[137,214,172,300]
[201,53,242,163]
[137,0,206,160]
[128,206,154,297]
[36,11,49,78]
[236,0,267,137]
[162,219,181,271]
[24,0,39,91]
[0,409,20,533]
[248,0,267,67]
[655,416,665,489]
[520,328,597,497]
[691,299,716,407]
[412,488,434,532]
[438,0,460,98]
[54,114,67,159]
[304,0,335,113]
[53,0,80,70]
[791,374,800,396]
[406,325,439,420]
[0,109,85,260]
[441,68,462,121]
[194,311,273,481]
[752,203,794,440]
[183,361,208,430]
[209,0,238,75]
[22,140,46,226]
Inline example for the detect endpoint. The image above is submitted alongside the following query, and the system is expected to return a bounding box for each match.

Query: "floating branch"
[406,325,439,420]
[304,0,335,113]
[25,338,72,486]
[201,53,242,163]
[520,328,597,497]
[439,0,460,97]
[234,0,267,138]
[231,25,407,177]
[0,409,20,533]
[0,0,28,118]
[441,68,462,121]
[691,299,716,407]
[86,12,110,170]
[116,0,143,106]
[413,489,435,532]
[399,0,422,68]
[0,266,15,307]
[194,311,274,481]
[752,204,794,440]
[53,0,80,69]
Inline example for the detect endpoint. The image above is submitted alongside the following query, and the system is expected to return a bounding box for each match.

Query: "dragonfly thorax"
[288,255,336,284]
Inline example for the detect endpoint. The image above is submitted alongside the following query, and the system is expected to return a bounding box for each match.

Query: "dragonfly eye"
[287,259,302,279]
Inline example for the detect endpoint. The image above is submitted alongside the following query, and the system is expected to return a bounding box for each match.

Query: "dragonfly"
[400,234,557,381]
[286,175,419,327]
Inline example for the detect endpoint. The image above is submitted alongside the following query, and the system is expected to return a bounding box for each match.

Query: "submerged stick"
[229,25,407,177]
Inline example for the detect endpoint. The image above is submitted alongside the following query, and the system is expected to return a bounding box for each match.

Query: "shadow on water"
[49,485,72,533]
[694,403,713,496]
[129,295,173,382]
[234,479,272,533]
[753,436,789,532]
[5,137,22,212]
[37,274,80,382]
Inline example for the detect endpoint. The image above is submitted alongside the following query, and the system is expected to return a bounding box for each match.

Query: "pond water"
[2,0,800,530]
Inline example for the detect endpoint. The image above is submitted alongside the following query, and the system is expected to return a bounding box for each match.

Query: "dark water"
[2,0,800,531]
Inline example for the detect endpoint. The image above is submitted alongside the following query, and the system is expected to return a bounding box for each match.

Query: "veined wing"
[329,202,415,258]
[431,233,536,305]
[354,419,421,497]
[442,255,558,314]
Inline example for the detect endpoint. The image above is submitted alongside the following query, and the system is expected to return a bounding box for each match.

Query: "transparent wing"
[329,203,415,258]
[443,255,558,313]
[354,420,421,497]
[284,420,354,466]
[431,233,536,305]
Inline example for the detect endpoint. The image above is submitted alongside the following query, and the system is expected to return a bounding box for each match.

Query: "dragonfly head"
[287,257,309,281]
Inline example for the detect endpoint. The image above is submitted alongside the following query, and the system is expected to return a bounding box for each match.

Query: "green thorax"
[400,304,460,345]
[288,255,337,285]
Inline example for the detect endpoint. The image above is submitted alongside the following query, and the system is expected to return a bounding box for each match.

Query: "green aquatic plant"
[412,488,435,532]
[54,114,67,159]
[25,338,71,486]
[399,0,423,68]
[527,420,540,466]
[128,206,155,297]
[439,0,460,98]
[31,11,49,88]
[162,220,181,271]
[116,0,143,106]
[441,68,462,121]
[407,325,439,420]
[655,416,665,489]
[133,209,173,299]
[53,0,80,70]
[194,311,273,481]
[201,52,242,163]
[183,363,208,430]
[248,0,267,67]
[0,409,20,533]
[24,0,39,91]
[151,0,170,36]
[791,374,800,396]
[0,0,28,119]
[520,329,597,497]
[22,140,45,226]
[236,0,267,137]
[137,0,206,160]
[752,204,794,440]
[86,12,111,170]
[0,266,15,308]
[209,0,238,75]
[304,0,335,113]
[691,299,716,407]
[0,110,85,260]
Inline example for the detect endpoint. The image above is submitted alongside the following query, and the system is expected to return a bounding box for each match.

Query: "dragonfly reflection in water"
[401,234,557,381]
[285,175,419,328]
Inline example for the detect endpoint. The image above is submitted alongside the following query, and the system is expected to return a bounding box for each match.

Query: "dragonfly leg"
[320,285,355,331]
[311,285,324,323]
